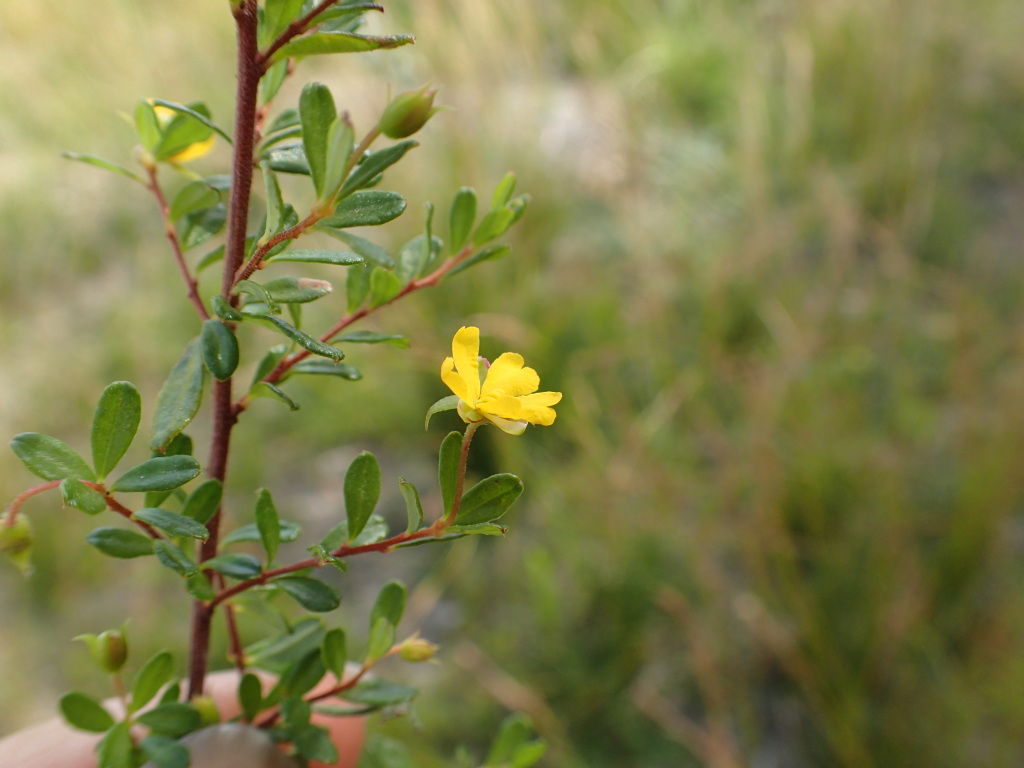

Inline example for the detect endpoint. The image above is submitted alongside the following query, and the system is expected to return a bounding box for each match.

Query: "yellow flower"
[441,326,561,435]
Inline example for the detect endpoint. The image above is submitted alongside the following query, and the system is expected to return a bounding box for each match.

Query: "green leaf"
[135,99,161,151]
[456,473,524,526]
[321,190,407,229]
[131,651,174,713]
[490,171,517,209]
[10,432,95,482]
[151,99,232,145]
[446,243,511,278]
[239,673,263,722]
[424,395,459,430]
[321,628,348,679]
[200,319,240,382]
[334,330,409,347]
[346,264,371,312]
[449,186,477,254]
[185,572,216,601]
[59,691,115,733]
[150,340,205,452]
[170,180,220,222]
[111,455,201,493]
[90,381,141,481]
[370,580,407,627]
[486,713,546,767]
[344,451,381,541]
[322,114,355,200]
[179,204,227,251]
[264,248,363,266]
[472,207,516,245]
[61,151,144,183]
[259,275,333,304]
[261,58,291,105]
[221,519,301,546]
[275,576,341,612]
[261,0,306,47]
[252,345,288,384]
[338,141,417,199]
[251,381,301,411]
[272,31,415,63]
[181,479,223,524]
[344,679,417,708]
[201,552,262,579]
[396,233,441,286]
[438,431,462,516]
[261,166,285,243]
[140,736,190,768]
[293,724,339,764]
[365,616,395,663]
[320,230,394,268]
[368,267,402,308]
[291,360,362,380]
[398,478,424,533]
[134,702,202,738]
[280,651,327,699]
[245,617,325,671]
[237,279,280,314]
[60,478,108,515]
[134,508,209,540]
[86,527,154,558]
[299,83,336,197]
[211,294,242,321]
[255,488,281,564]
[97,722,134,768]
[153,540,199,578]
[266,144,310,175]
[243,314,344,361]
[319,514,388,550]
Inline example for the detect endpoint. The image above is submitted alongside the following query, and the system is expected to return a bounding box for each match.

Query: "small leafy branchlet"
[3,2,552,767]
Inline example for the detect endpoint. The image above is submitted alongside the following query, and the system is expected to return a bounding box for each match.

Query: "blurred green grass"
[3,0,1024,765]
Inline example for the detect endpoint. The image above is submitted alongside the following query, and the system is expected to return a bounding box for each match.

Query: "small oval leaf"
[344,451,381,541]
[200,320,240,381]
[10,433,95,482]
[90,381,142,480]
[111,455,201,493]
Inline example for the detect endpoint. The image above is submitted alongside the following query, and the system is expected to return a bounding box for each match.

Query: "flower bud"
[379,85,440,139]
[192,695,221,726]
[76,626,128,673]
[397,633,439,662]
[0,516,33,575]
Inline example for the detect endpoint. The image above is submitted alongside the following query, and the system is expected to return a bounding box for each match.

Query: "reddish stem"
[188,0,261,700]
[144,164,210,320]
[3,481,62,525]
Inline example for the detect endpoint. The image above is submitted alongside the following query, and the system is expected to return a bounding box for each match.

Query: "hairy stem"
[188,0,260,700]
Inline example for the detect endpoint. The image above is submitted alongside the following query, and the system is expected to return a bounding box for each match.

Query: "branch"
[144,164,210,320]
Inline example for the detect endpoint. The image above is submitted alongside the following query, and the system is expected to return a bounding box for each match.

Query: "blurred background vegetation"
[3,0,1024,766]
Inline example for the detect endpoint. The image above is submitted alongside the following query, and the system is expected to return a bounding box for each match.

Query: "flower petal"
[515,391,562,425]
[451,327,481,403]
[481,353,539,399]
[483,413,528,435]
[441,357,473,402]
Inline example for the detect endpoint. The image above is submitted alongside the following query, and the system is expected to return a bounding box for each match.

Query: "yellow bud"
[192,695,221,726]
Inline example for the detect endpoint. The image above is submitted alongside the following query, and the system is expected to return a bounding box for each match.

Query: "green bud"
[193,695,221,726]
[398,633,439,662]
[0,516,33,575]
[379,84,441,139]
[75,626,129,673]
